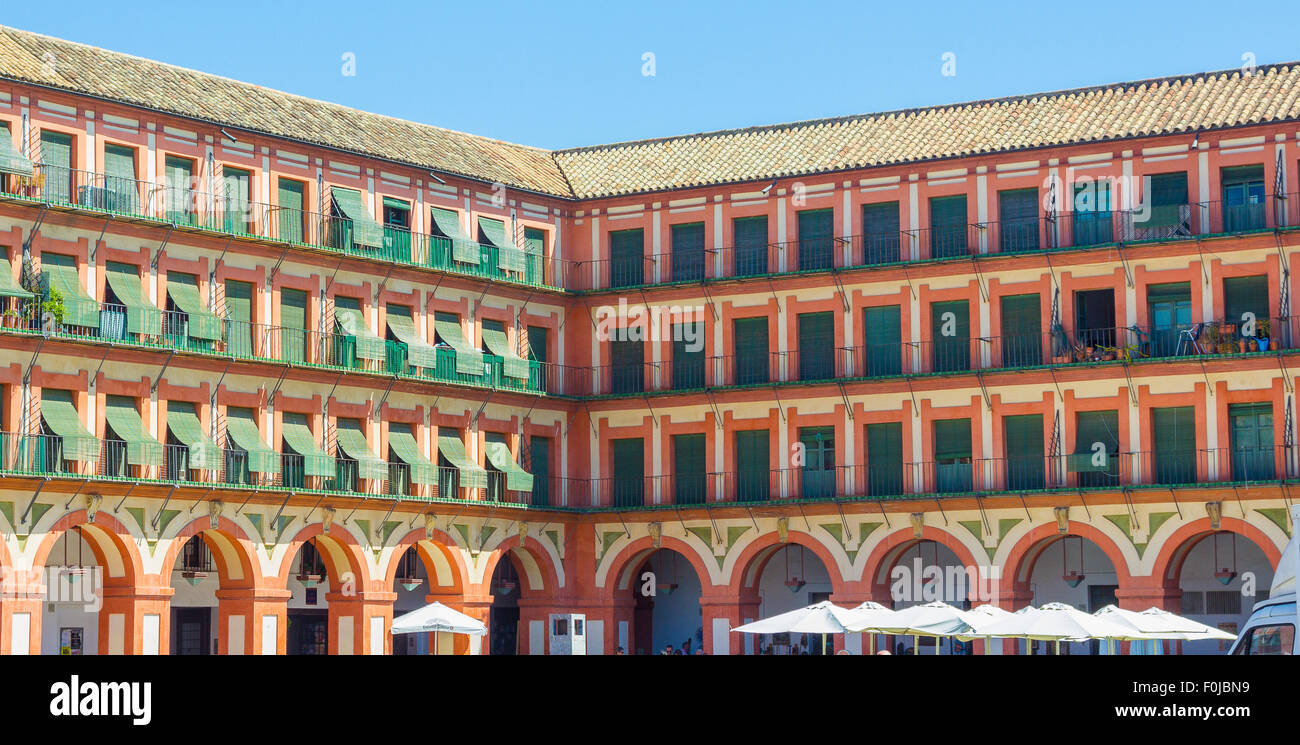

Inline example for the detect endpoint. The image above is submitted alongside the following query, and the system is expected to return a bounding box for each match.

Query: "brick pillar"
[0,568,45,654]
[830,584,891,654]
[447,595,492,655]
[98,584,173,655]
[993,588,1035,655]
[699,588,760,656]
[325,590,396,655]
[1114,579,1182,656]
[215,587,291,654]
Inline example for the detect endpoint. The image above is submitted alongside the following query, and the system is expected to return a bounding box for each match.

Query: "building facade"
[0,26,1295,655]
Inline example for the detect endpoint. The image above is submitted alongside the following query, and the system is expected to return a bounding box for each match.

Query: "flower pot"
[1258,338,1270,352]
[1247,339,1259,352]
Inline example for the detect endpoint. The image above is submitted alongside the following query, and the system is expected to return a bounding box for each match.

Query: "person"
[694,648,704,655]
[835,649,850,655]
[876,650,892,655]
[682,639,692,655]
[660,643,675,656]
[615,646,625,655]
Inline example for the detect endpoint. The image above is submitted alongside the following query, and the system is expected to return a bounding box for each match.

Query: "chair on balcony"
[1176,322,1205,356]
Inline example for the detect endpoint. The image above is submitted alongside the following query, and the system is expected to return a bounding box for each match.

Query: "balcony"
[0,164,561,290]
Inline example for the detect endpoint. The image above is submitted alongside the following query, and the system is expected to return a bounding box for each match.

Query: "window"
[735,430,770,502]
[1074,288,1116,349]
[39,130,73,203]
[1152,406,1196,484]
[1205,590,1243,616]
[1072,180,1113,246]
[671,321,705,389]
[1072,410,1120,487]
[1221,165,1266,232]
[863,305,902,377]
[529,436,551,507]
[999,294,1041,367]
[673,433,706,504]
[799,426,835,499]
[933,419,972,493]
[610,229,644,288]
[796,209,834,271]
[382,197,411,260]
[1003,414,1044,490]
[222,167,251,233]
[1181,591,1203,615]
[225,279,254,357]
[611,438,644,507]
[1234,624,1293,655]
[1087,585,1119,613]
[164,155,196,224]
[101,144,139,213]
[929,195,968,258]
[1229,402,1273,481]
[1223,275,1269,348]
[797,311,834,381]
[1135,172,1190,239]
[610,338,644,394]
[523,226,546,284]
[931,300,970,372]
[1146,282,1192,357]
[733,216,768,276]
[670,222,705,282]
[279,288,309,363]
[861,201,900,265]
[733,317,769,385]
[276,178,306,243]
[997,188,1039,253]
[866,422,903,496]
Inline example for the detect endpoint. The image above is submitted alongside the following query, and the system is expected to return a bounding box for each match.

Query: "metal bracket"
[1168,486,1183,520]
[640,393,658,427]
[148,224,176,270]
[974,495,991,536]
[904,373,921,417]
[933,497,948,526]
[91,214,112,263]
[1076,490,1092,520]
[1193,233,1212,286]
[974,369,992,409]
[968,253,989,302]
[302,494,326,524]
[829,267,851,312]
[112,481,139,512]
[19,478,49,525]
[703,388,725,430]
[1195,356,1215,397]
[149,485,179,530]
[899,261,918,300]
[149,349,176,393]
[1115,242,1135,288]
[266,242,291,285]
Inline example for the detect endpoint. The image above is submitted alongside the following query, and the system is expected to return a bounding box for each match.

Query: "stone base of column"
[326,590,397,655]
[215,587,291,655]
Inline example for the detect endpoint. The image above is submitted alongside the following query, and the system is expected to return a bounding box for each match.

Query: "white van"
[1228,505,1298,655]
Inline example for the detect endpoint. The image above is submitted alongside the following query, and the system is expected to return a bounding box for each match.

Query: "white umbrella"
[955,604,1016,655]
[979,602,1150,654]
[840,601,901,654]
[732,601,858,654]
[391,601,486,638]
[1093,605,1236,649]
[849,600,965,655]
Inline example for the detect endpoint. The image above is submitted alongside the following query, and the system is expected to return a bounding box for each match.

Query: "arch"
[601,536,714,598]
[860,525,986,589]
[727,531,845,593]
[275,523,371,588]
[1149,517,1282,588]
[480,534,561,594]
[382,527,469,595]
[31,510,144,583]
[1000,520,1133,589]
[158,516,260,589]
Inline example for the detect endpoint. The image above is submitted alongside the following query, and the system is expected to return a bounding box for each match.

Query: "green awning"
[40,255,99,328]
[434,318,485,376]
[431,208,481,264]
[331,188,385,249]
[387,427,435,485]
[39,390,99,462]
[484,440,533,492]
[385,311,437,369]
[166,403,222,471]
[334,306,387,361]
[224,410,280,475]
[1065,453,1111,473]
[105,262,161,335]
[0,123,33,177]
[104,396,162,466]
[481,326,529,380]
[280,413,334,477]
[0,249,34,300]
[166,274,222,340]
[437,433,487,490]
[478,217,523,272]
[334,421,388,481]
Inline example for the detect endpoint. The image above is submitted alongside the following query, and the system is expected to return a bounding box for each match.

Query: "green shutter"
[222,167,251,233]
[1148,172,1188,207]
[735,430,770,501]
[931,300,970,371]
[280,412,334,477]
[861,201,901,264]
[866,422,903,496]
[39,389,99,462]
[385,306,437,369]
[224,407,279,475]
[431,208,480,264]
[387,426,435,485]
[733,215,769,275]
[999,293,1042,367]
[0,121,33,177]
[674,433,706,504]
[1070,410,1119,474]
[611,438,645,506]
[477,217,522,272]
[610,229,644,287]
[277,178,305,243]
[334,419,387,482]
[670,222,706,281]
[934,419,972,460]
[1003,414,1044,489]
[103,144,136,182]
[104,395,162,467]
[433,314,484,376]
[1152,406,1196,483]
[1229,402,1274,480]
[864,305,902,376]
[796,208,834,271]
[529,436,551,505]
[734,316,769,384]
[166,401,222,471]
[104,261,161,335]
[279,288,308,362]
[929,195,968,258]
[1223,276,1269,339]
[481,319,529,380]
[333,296,386,362]
[0,246,34,300]
[610,339,644,393]
[437,433,488,490]
[40,252,99,328]
[484,439,533,492]
[330,187,384,248]
[671,322,705,389]
[797,311,834,380]
[224,279,253,357]
[39,131,72,202]
[164,155,194,223]
[165,273,222,340]
[527,326,549,363]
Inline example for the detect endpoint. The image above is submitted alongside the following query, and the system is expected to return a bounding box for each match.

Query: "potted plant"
[1,308,19,329]
[40,286,66,331]
[1257,318,1271,352]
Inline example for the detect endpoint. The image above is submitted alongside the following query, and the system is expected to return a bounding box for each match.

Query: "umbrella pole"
[1054,640,1061,656]
[913,634,918,655]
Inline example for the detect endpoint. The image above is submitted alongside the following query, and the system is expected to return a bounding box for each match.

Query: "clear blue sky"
[5,1,1298,150]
